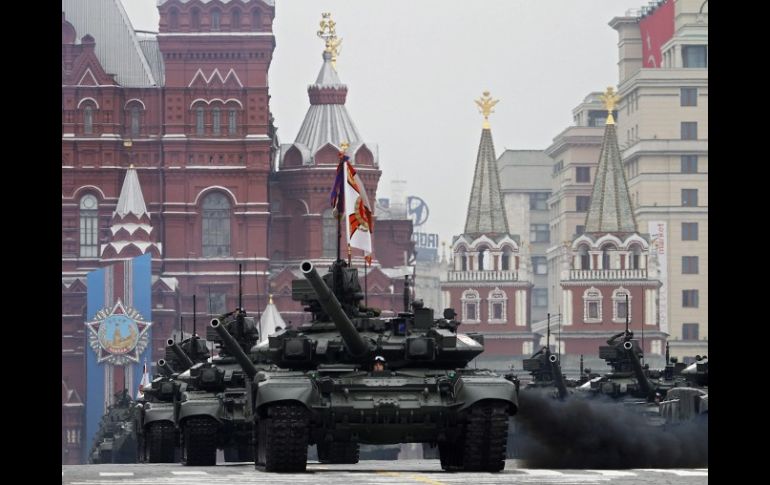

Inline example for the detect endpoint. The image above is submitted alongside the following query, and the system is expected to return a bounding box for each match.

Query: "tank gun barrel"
[301,260,369,358]
[623,341,654,398]
[166,338,194,370]
[547,353,568,400]
[157,359,175,377]
[210,318,258,379]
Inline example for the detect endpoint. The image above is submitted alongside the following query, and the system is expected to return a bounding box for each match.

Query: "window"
[191,8,200,30]
[682,222,698,241]
[196,107,205,135]
[488,288,507,323]
[601,247,612,269]
[462,290,480,323]
[576,166,591,183]
[531,224,550,243]
[477,247,489,271]
[553,160,563,175]
[460,251,468,271]
[578,246,590,270]
[251,9,261,31]
[169,9,179,30]
[583,287,602,322]
[681,88,697,107]
[682,323,699,341]
[501,248,511,271]
[575,225,585,237]
[202,192,231,257]
[529,192,549,210]
[228,109,238,135]
[612,288,631,323]
[682,256,699,274]
[79,194,99,257]
[681,122,697,140]
[629,246,641,270]
[83,106,94,135]
[211,9,221,31]
[522,341,534,356]
[466,303,477,321]
[533,288,548,308]
[681,155,698,173]
[576,196,590,212]
[130,107,140,137]
[208,292,227,315]
[231,9,241,30]
[322,209,337,258]
[682,45,707,68]
[681,189,698,207]
[212,108,221,136]
[682,290,699,308]
[532,257,547,275]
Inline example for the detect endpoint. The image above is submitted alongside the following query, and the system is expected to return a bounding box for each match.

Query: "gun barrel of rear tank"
[157,359,175,376]
[300,260,369,357]
[166,339,194,370]
[548,354,569,399]
[210,319,258,379]
[624,343,654,398]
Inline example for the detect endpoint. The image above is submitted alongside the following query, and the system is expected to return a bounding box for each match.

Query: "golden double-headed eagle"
[475,91,499,129]
[317,13,342,70]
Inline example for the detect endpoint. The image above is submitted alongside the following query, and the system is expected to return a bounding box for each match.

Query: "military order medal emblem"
[86,299,152,365]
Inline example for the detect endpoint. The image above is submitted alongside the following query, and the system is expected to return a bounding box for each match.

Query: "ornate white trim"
[461,289,481,324]
[611,286,632,324]
[487,287,508,324]
[582,286,603,323]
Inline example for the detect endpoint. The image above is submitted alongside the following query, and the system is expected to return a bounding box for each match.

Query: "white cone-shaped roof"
[258,296,286,344]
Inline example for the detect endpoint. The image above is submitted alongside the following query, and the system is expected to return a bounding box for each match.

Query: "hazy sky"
[121,0,643,248]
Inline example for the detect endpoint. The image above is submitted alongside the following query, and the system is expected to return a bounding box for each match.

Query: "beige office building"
[610,0,708,362]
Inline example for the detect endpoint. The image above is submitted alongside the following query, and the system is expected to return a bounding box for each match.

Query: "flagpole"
[364,258,368,308]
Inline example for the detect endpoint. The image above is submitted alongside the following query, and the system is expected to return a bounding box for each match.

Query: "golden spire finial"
[129,164,135,169]
[317,12,342,70]
[475,91,499,129]
[599,86,619,125]
[340,141,349,152]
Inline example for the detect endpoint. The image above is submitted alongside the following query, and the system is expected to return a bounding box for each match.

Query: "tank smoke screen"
[515,393,708,468]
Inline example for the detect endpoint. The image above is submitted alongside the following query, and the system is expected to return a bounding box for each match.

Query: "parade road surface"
[63,460,708,485]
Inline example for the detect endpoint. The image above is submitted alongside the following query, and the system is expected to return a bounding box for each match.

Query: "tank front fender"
[254,377,317,416]
[455,378,518,414]
[178,398,223,424]
[143,404,175,426]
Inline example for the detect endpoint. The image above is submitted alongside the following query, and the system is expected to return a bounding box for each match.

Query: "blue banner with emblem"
[84,253,152,458]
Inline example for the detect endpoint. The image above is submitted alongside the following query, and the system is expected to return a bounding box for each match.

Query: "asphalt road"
[62,460,708,485]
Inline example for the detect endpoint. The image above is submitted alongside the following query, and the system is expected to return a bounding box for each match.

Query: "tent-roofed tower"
[441,92,533,371]
[558,87,665,370]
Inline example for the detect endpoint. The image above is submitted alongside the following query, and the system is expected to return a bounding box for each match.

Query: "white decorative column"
[563,289,573,325]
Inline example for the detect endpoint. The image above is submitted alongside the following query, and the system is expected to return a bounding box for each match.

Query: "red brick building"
[441,94,534,370]
[62,1,413,462]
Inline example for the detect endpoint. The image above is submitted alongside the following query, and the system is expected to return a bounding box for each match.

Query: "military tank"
[135,326,211,464]
[174,305,262,466]
[89,390,139,464]
[247,259,518,473]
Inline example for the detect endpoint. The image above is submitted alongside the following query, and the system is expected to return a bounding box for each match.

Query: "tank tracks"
[146,422,176,463]
[317,441,360,464]
[182,417,218,466]
[257,404,309,472]
[440,402,509,472]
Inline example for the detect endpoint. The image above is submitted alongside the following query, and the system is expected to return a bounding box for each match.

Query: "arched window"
[251,9,261,31]
[501,247,511,271]
[477,245,489,270]
[322,209,337,258]
[83,106,94,135]
[129,106,140,137]
[231,9,241,30]
[601,244,615,270]
[578,246,590,270]
[582,287,603,323]
[612,287,631,323]
[456,248,467,271]
[228,108,238,135]
[169,8,179,30]
[202,192,231,257]
[461,289,480,323]
[211,9,221,31]
[629,245,642,270]
[488,288,508,323]
[195,107,205,136]
[191,8,200,30]
[79,194,99,257]
[212,107,221,135]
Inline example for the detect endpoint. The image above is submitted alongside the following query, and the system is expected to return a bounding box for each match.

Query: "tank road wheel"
[317,441,360,464]
[147,422,176,463]
[260,404,309,472]
[462,403,509,472]
[182,417,218,466]
[439,442,464,471]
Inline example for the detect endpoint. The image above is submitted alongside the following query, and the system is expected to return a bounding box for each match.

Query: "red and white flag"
[136,360,151,400]
[343,161,374,254]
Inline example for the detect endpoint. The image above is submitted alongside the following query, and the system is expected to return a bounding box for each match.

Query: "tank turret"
[210,318,258,379]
